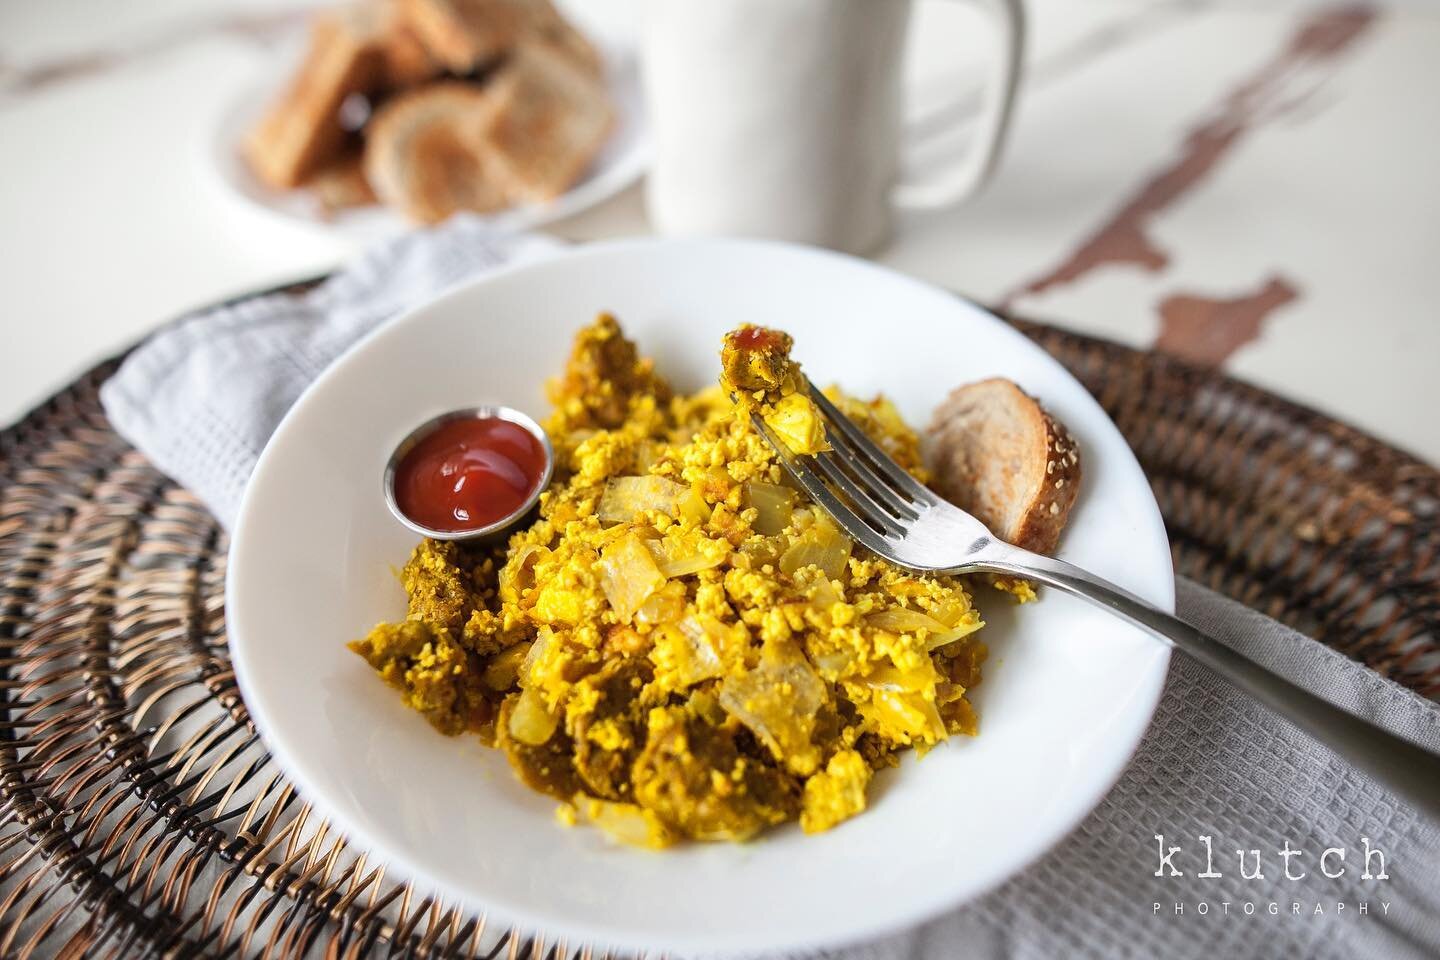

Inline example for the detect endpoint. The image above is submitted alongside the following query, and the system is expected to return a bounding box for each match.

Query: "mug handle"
[893,0,1026,208]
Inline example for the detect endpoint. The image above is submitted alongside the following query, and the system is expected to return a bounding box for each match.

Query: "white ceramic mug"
[642,0,1025,254]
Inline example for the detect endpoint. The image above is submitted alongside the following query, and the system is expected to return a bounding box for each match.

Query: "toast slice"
[375,14,444,88]
[363,82,511,223]
[243,2,442,190]
[472,41,613,203]
[399,0,601,76]
[243,8,386,189]
[928,379,1082,555]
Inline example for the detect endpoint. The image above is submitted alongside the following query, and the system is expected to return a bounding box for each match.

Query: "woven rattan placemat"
[1,285,1436,958]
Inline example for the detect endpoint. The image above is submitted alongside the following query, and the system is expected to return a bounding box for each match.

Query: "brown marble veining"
[999,5,1378,315]
[1154,274,1299,366]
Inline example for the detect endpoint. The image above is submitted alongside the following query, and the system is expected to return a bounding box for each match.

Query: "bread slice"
[303,149,378,213]
[363,82,511,223]
[244,2,445,190]
[243,9,385,189]
[472,41,613,203]
[399,0,601,76]
[375,15,444,88]
[928,379,1082,555]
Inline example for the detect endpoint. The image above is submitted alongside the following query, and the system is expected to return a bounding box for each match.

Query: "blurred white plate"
[227,239,1174,956]
[205,39,648,245]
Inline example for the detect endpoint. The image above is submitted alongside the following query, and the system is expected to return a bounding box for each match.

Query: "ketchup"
[731,326,785,350]
[394,417,548,533]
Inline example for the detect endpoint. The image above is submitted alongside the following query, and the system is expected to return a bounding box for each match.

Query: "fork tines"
[753,379,939,553]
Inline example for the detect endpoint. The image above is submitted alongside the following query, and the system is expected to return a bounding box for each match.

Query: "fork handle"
[987,550,1440,823]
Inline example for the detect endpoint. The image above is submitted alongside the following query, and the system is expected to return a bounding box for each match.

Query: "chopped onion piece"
[779,516,852,579]
[520,626,555,685]
[681,614,746,669]
[654,620,724,686]
[811,650,853,674]
[598,475,690,524]
[743,480,795,536]
[644,533,728,577]
[678,486,712,525]
[719,659,827,774]
[762,393,829,455]
[508,688,558,745]
[499,544,547,604]
[866,608,947,636]
[928,599,971,628]
[636,580,686,625]
[576,798,676,849]
[925,616,986,651]
[598,533,665,622]
[867,689,946,742]
[805,575,843,612]
[859,663,930,693]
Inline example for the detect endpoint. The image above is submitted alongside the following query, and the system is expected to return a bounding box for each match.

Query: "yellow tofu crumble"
[349,315,996,845]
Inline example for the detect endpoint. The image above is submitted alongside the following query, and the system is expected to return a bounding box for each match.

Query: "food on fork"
[720,325,830,456]
[928,378,1082,556]
[243,0,612,221]
[350,318,1007,846]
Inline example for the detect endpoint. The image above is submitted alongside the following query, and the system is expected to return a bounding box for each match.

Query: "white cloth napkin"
[100,216,563,529]
[100,218,1440,959]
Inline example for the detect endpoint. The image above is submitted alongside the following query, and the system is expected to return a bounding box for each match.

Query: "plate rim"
[226,236,1175,955]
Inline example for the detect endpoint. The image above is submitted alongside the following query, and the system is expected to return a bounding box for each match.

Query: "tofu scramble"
[350,317,1000,846]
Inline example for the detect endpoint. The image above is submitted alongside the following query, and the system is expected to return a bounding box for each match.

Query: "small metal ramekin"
[382,405,555,542]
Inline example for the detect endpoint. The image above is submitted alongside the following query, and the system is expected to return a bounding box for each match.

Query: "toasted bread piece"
[363,82,511,223]
[376,15,444,87]
[399,0,530,72]
[243,8,385,189]
[473,41,613,203]
[304,149,378,213]
[399,0,601,76]
[928,379,1082,555]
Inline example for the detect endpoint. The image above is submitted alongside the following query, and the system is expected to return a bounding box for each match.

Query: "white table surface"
[2,0,1436,464]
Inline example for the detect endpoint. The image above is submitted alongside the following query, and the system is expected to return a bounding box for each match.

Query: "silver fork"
[755,381,1440,822]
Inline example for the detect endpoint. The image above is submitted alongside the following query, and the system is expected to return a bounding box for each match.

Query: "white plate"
[227,239,1173,956]
[205,39,648,246]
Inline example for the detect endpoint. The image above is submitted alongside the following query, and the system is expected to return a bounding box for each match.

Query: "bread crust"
[928,378,1082,555]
